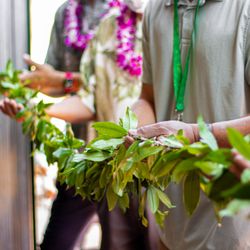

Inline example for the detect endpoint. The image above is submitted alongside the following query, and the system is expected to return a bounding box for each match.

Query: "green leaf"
[227,128,250,161]
[139,191,148,227]
[99,166,111,188]
[152,150,182,177]
[125,141,140,157]
[132,141,164,162]
[120,107,138,131]
[221,183,250,199]
[118,193,130,212]
[153,158,179,178]
[1,82,18,89]
[90,138,124,150]
[53,148,74,159]
[6,60,14,79]
[83,150,112,162]
[172,158,198,183]
[186,142,210,155]
[71,153,85,163]
[147,186,159,213]
[155,189,174,208]
[183,171,200,216]
[92,122,127,138]
[157,135,183,148]
[198,116,218,150]
[155,210,168,228]
[219,199,250,217]
[107,184,118,211]
[195,161,224,177]
[112,171,124,196]
[209,172,239,201]
[241,169,250,184]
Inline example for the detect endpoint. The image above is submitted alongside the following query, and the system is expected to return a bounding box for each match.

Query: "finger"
[130,124,170,139]
[124,135,135,148]
[19,71,35,82]
[17,103,24,110]
[0,100,5,113]
[23,54,41,70]
[229,164,241,179]
[9,99,21,115]
[3,99,16,117]
[0,98,9,115]
[233,154,250,171]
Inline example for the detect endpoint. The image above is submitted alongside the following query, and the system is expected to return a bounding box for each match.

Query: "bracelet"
[64,72,79,94]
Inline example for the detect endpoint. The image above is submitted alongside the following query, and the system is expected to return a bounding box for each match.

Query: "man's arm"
[19,55,82,97]
[46,95,95,123]
[132,83,156,127]
[0,96,95,124]
[130,116,250,147]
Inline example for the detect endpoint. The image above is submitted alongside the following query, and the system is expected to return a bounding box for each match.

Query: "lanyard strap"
[173,0,200,115]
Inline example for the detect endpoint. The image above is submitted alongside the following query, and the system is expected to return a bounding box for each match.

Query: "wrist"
[53,71,65,88]
[63,72,80,94]
[190,124,199,143]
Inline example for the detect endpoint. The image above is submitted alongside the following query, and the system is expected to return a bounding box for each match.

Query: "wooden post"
[0,0,34,249]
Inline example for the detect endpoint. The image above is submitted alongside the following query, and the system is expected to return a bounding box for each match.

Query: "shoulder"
[143,0,167,26]
[54,1,68,24]
[95,8,119,41]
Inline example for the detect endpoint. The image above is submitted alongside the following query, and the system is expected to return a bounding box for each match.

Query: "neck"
[88,0,95,6]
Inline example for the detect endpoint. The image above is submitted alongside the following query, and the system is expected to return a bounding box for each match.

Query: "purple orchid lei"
[64,0,142,77]
[111,0,142,77]
[64,0,95,51]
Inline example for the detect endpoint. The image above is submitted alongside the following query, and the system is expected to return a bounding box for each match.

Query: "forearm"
[46,95,95,124]
[189,116,250,147]
[132,98,156,127]
[211,116,250,147]
[41,72,82,97]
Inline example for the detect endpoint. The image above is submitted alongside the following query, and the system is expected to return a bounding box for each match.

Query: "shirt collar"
[165,0,223,7]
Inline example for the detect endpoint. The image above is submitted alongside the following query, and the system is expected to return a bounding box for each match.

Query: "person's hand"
[128,121,199,143]
[230,151,250,179]
[19,54,64,92]
[0,98,24,122]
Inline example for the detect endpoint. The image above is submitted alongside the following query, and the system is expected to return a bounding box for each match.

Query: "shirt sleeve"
[45,6,64,68]
[78,39,96,113]
[142,2,153,85]
[245,15,250,85]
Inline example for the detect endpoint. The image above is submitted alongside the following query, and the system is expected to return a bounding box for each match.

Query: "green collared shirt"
[142,0,250,249]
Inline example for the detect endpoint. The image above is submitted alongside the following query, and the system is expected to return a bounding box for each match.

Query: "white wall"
[0,0,34,249]
[30,0,66,63]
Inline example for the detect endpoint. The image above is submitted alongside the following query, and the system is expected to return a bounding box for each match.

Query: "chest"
[151,2,246,68]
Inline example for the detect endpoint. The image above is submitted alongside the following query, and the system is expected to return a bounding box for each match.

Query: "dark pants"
[40,182,106,250]
[40,182,157,250]
[40,124,158,250]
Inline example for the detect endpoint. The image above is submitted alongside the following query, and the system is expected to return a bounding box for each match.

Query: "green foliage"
[198,116,218,150]
[183,171,200,216]
[227,128,250,161]
[1,61,250,226]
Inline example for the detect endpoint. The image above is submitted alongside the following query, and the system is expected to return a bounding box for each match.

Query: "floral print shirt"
[79,8,142,123]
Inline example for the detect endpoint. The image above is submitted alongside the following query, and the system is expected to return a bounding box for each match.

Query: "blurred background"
[0,0,100,249]
[30,0,100,249]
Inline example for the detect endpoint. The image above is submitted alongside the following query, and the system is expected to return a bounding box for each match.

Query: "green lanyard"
[173,0,200,120]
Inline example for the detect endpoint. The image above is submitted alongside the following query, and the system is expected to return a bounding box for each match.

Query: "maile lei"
[2,62,250,226]
[64,0,142,77]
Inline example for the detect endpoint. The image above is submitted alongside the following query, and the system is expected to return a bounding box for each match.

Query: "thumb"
[129,126,154,139]
[23,54,41,70]
[129,124,171,139]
